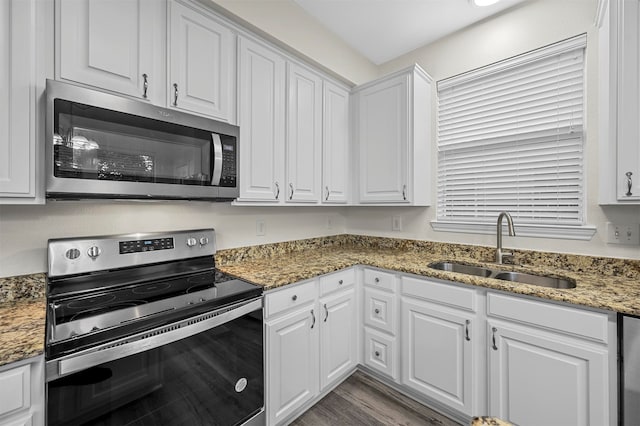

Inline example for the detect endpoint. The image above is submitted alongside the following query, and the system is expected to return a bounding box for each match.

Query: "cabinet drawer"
[0,364,30,418]
[319,268,355,297]
[363,268,396,292]
[487,292,610,344]
[363,287,396,334]
[363,327,397,380]
[401,276,477,312]
[265,280,317,318]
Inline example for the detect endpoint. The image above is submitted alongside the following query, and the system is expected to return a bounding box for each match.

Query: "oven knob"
[186,237,197,247]
[199,237,209,246]
[87,246,101,260]
[65,248,81,260]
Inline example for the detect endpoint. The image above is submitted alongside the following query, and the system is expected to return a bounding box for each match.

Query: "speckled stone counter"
[217,235,640,316]
[1,234,639,366]
[0,273,46,367]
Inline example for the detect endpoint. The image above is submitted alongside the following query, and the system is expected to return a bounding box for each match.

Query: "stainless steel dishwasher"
[621,314,640,426]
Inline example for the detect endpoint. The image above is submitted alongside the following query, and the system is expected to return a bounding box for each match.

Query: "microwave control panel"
[219,138,237,188]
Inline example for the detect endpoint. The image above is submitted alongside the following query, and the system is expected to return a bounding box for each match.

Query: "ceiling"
[294,0,529,65]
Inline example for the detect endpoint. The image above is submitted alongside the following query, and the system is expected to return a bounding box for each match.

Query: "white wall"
[0,202,347,277]
[349,0,640,260]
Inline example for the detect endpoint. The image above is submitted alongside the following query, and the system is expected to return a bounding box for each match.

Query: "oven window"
[52,99,214,186]
[47,310,263,426]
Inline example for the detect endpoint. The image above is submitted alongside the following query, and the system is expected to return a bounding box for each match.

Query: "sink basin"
[428,261,576,289]
[493,271,576,289]
[429,262,493,277]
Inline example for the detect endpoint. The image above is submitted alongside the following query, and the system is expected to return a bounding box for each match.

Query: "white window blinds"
[436,35,586,227]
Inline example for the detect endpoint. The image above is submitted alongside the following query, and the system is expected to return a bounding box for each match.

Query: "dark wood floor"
[291,371,464,426]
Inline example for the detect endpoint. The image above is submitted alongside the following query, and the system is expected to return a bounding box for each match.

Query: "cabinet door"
[238,36,285,202]
[168,1,235,122]
[266,306,319,425]
[616,0,640,200]
[401,298,476,416]
[322,81,350,204]
[0,0,37,199]
[58,0,163,103]
[488,320,610,426]
[357,73,409,203]
[319,289,357,391]
[286,63,322,203]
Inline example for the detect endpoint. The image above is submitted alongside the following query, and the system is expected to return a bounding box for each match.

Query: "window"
[434,34,595,240]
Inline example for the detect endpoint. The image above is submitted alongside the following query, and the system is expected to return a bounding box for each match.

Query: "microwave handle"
[211,134,223,186]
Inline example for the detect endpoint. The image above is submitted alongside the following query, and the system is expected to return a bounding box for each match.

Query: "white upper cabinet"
[168,0,236,122]
[57,0,165,104]
[286,63,323,203]
[598,0,640,203]
[353,65,432,205]
[237,36,286,202]
[322,81,350,204]
[1,0,50,203]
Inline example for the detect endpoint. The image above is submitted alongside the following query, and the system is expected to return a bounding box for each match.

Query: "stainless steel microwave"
[46,80,239,201]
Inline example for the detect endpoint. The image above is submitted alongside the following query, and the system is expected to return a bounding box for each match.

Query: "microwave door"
[211,134,223,187]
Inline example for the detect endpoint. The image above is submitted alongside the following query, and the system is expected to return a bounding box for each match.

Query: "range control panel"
[48,229,216,278]
[119,237,174,254]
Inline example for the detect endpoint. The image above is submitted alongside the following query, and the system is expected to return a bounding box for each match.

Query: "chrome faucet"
[496,212,516,264]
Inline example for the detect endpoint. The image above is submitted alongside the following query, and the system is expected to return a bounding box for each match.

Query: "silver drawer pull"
[374,308,380,314]
[374,351,380,357]
[626,172,633,196]
[142,73,148,98]
[173,83,179,106]
[374,277,380,283]
[338,279,343,285]
[291,295,297,301]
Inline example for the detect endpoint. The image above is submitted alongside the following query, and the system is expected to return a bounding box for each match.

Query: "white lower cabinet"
[0,356,44,426]
[267,268,616,426]
[265,269,357,425]
[266,298,319,426]
[486,292,615,426]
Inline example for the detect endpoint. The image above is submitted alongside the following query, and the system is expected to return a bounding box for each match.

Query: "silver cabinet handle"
[291,295,297,301]
[310,309,316,329]
[402,184,407,201]
[626,172,633,196]
[491,327,498,350]
[338,279,343,285]
[173,83,179,106]
[323,303,329,322]
[325,186,330,201]
[465,320,471,342]
[274,182,280,200]
[142,73,148,98]
[374,308,380,314]
[374,351,380,357]
[289,183,294,200]
[374,277,380,283]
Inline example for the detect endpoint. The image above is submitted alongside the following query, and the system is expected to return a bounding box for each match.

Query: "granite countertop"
[1,235,639,367]
[217,240,640,316]
[0,298,46,366]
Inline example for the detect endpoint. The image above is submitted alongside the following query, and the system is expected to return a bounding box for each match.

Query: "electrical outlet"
[256,219,266,236]
[606,222,640,245]
[392,215,402,232]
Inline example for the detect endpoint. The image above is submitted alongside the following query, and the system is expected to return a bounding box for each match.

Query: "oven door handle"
[47,297,262,382]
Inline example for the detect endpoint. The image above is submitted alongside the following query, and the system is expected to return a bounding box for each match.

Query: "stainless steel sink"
[429,262,493,277]
[428,261,576,289]
[493,271,576,289]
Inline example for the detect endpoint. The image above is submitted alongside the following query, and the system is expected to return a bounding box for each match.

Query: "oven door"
[46,298,264,426]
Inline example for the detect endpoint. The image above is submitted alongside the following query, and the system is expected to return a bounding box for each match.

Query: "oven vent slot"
[185,305,235,326]
[97,324,183,351]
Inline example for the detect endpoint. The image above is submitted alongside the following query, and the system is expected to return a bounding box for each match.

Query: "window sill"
[430,221,597,241]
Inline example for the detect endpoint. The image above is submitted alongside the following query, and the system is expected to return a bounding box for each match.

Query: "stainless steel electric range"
[45,229,264,426]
